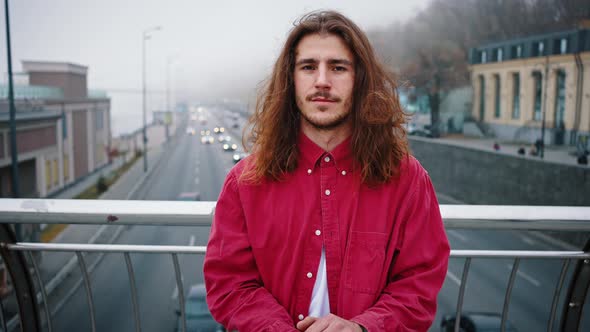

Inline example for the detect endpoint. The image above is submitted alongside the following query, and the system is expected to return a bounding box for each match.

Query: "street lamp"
[166,53,179,141]
[142,25,162,173]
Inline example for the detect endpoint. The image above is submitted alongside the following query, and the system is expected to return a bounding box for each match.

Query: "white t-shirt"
[308,246,330,317]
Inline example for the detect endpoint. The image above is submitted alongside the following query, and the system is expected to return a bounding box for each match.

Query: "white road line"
[195,166,200,173]
[448,230,467,242]
[189,235,195,247]
[521,235,536,246]
[505,264,541,287]
[446,271,461,286]
[195,178,200,185]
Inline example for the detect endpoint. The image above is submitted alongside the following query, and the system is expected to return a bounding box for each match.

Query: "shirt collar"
[298,130,354,173]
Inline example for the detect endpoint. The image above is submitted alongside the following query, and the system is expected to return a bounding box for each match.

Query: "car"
[217,135,231,143]
[201,136,215,144]
[186,127,196,136]
[223,143,237,151]
[440,312,518,332]
[232,152,248,164]
[174,284,225,332]
[176,192,201,201]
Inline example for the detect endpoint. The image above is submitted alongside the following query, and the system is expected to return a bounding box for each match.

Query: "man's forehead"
[294,33,353,61]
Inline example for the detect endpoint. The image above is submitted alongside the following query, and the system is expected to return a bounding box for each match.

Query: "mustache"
[306,91,341,102]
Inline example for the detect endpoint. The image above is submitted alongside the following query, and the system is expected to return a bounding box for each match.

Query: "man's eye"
[301,65,315,70]
[333,66,347,72]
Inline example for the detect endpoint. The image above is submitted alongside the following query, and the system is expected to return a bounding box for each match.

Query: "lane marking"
[505,264,541,287]
[189,235,195,247]
[520,235,536,246]
[448,230,467,242]
[195,178,200,185]
[446,271,461,286]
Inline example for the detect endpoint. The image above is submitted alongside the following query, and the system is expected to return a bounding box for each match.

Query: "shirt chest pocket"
[344,231,389,294]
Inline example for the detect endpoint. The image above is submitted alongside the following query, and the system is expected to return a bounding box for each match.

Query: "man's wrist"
[357,323,367,332]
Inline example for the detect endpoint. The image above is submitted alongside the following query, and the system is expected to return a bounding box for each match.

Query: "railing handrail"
[0,199,589,230]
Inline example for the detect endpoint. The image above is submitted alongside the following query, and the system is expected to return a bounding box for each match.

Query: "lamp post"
[4,0,21,240]
[166,54,179,142]
[142,26,162,172]
[539,55,549,159]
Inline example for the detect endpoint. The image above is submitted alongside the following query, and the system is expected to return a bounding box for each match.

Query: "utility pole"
[4,0,21,241]
[540,55,549,159]
[141,26,161,172]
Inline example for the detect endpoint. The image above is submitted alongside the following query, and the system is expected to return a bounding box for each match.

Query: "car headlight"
[232,144,237,150]
[233,154,240,161]
[223,144,229,149]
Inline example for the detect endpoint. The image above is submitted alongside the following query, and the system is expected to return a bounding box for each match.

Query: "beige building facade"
[0,61,111,197]
[470,28,590,146]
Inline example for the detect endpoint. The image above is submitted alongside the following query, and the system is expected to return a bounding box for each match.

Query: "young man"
[204,11,450,332]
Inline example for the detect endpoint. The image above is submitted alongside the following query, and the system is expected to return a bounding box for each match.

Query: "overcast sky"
[0,0,430,134]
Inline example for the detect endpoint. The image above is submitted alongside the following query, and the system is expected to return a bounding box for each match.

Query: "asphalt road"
[45,108,588,332]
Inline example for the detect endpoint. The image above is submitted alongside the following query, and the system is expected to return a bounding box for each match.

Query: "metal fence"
[0,199,589,332]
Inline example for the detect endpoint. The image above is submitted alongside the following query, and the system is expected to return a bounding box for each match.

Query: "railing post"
[0,224,40,332]
[560,238,590,331]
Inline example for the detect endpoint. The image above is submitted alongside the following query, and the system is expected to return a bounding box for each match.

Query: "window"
[494,74,501,118]
[45,160,51,191]
[534,41,545,56]
[511,45,523,59]
[95,110,104,130]
[533,72,543,121]
[560,38,568,54]
[554,70,566,128]
[479,75,485,121]
[497,48,503,62]
[512,73,520,119]
[62,113,67,139]
[63,154,69,181]
[480,51,487,64]
[53,159,58,186]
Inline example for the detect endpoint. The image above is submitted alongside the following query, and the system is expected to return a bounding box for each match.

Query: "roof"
[22,61,88,75]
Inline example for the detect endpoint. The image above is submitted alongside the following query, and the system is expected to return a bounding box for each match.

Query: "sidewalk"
[432,134,584,167]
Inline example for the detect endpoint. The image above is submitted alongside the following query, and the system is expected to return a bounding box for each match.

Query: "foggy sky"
[0,0,430,134]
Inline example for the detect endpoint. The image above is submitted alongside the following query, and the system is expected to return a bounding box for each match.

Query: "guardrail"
[0,199,588,332]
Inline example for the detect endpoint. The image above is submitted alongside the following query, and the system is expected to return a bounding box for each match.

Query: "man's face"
[294,33,355,130]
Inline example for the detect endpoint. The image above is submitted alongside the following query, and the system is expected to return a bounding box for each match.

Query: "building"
[0,61,111,197]
[469,28,590,146]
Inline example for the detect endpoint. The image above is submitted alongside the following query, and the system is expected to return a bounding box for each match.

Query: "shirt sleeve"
[350,167,450,331]
[203,169,298,331]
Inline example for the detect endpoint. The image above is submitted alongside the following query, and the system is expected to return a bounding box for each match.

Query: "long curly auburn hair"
[243,10,408,186]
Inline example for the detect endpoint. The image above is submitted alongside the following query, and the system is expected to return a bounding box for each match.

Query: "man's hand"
[296,314,364,332]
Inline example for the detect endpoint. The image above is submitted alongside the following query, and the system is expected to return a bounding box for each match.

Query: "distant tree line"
[368,0,590,137]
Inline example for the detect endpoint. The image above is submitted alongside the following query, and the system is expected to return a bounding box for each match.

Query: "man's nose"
[314,65,331,90]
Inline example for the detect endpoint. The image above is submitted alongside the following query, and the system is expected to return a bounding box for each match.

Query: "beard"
[297,96,352,130]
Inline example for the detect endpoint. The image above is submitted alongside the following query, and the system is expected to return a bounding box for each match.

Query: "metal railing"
[0,199,589,332]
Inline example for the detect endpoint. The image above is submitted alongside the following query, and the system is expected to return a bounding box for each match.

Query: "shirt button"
[315,229,321,236]
[325,189,331,196]
[324,156,330,162]
[298,314,305,320]
[307,169,312,175]
[307,272,313,278]
[341,170,347,176]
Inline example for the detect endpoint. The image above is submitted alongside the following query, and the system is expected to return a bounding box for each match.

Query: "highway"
[42,108,588,332]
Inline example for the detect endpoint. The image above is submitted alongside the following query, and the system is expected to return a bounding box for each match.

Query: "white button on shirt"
[315,229,321,236]
[324,156,331,162]
[298,314,304,320]
[325,189,331,196]
[341,170,347,176]
[307,272,313,278]
[307,169,312,174]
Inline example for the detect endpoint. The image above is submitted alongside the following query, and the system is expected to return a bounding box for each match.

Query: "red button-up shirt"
[204,133,450,331]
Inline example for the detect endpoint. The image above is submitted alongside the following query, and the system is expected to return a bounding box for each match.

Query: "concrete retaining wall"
[409,137,590,247]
